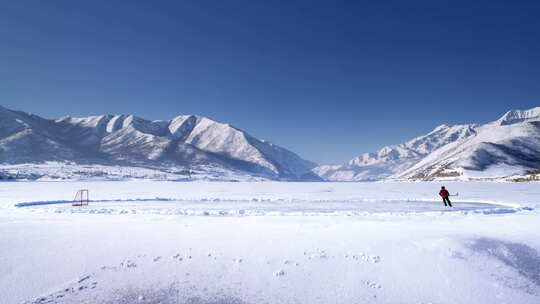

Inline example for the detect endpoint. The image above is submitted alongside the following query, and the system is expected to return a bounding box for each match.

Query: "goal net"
[72,189,89,206]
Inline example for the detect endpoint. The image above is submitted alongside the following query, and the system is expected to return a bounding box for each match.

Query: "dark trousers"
[442,197,452,207]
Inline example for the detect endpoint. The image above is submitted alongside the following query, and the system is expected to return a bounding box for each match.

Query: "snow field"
[0,181,539,303]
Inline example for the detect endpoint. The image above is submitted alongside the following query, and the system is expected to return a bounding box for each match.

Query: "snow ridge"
[0,106,318,180]
[496,107,540,126]
[315,107,540,181]
[314,124,477,181]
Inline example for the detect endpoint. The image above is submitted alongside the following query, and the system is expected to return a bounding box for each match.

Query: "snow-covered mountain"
[394,107,540,180]
[3,105,538,182]
[314,124,477,180]
[315,107,540,181]
[0,106,319,180]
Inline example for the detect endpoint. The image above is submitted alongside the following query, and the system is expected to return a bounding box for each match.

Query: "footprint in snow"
[370,256,381,263]
[77,275,91,284]
[120,259,137,268]
[362,280,382,289]
[310,252,328,259]
[350,253,381,264]
[29,277,99,303]
[273,270,285,277]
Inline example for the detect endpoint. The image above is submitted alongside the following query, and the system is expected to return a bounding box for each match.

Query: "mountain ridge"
[0,106,319,181]
[2,105,539,181]
[315,107,540,181]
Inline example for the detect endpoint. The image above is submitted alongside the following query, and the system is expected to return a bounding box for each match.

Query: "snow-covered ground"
[0,163,269,182]
[1,181,539,303]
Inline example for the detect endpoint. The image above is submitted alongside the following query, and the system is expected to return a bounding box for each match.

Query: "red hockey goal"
[72,189,89,206]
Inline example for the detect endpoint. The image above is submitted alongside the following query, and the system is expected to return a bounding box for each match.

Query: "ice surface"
[13,199,523,217]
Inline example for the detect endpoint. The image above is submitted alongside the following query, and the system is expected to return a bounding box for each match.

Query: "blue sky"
[1,0,539,164]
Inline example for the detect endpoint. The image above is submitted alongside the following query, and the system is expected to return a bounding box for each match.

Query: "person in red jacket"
[439,186,452,207]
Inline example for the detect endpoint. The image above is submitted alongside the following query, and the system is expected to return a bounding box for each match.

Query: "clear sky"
[1,1,539,164]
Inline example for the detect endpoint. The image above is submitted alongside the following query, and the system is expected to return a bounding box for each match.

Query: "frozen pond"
[15,198,519,216]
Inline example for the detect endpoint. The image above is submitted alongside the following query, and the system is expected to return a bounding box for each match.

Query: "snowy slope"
[314,124,477,180]
[315,107,540,181]
[0,106,318,180]
[0,106,80,162]
[395,108,540,180]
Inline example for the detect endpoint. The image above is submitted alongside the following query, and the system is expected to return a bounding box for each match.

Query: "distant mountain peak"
[431,124,450,132]
[315,106,540,181]
[0,106,319,181]
[496,107,540,126]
